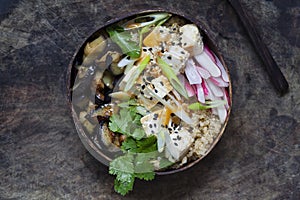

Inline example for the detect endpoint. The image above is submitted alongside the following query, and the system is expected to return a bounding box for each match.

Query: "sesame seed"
[167,56,172,60]
[151,130,154,134]
[154,113,158,118]
[149,124,153,128]
[154,123,157,128]
[181,51,185,54]
[149,97,153,100]
[184,43,187,46]
[168,128,172,131]
[142,85,145,89]
[149,48,152,51]
[160,30,163,33]
[171,113,175,117]
[174,142,178,146]
[141,91,144,95]
[154,89,158,93]
[160,81,164,86]
[173,138,177,141]
[143,48,147,52]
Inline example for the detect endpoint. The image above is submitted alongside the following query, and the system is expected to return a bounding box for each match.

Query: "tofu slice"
[161,45,190,74]
[137,75,173,109]
[179,24,204,56]
[150,75,173,98]
[143,26,171,47]
[165,127,194,161]
[140,109,163,136]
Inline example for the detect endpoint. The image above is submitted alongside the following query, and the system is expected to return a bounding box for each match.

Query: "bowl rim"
[66,8,232,175]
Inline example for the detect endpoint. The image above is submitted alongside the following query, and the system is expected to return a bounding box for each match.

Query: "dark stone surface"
[0,0,299,199]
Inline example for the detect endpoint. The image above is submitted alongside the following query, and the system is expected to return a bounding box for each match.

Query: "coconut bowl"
[67,9,232,175]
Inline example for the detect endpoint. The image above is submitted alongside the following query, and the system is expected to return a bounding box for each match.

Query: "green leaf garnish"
[188,100,226,110]
[107,26,141,59]
[109,104,145,140]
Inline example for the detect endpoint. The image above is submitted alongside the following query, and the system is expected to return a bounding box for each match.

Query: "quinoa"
[174,109,222,168]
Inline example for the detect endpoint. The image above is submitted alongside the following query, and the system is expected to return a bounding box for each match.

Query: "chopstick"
[227,0,289,95]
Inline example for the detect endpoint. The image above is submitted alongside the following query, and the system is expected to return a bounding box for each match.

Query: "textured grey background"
[0,0,299,199]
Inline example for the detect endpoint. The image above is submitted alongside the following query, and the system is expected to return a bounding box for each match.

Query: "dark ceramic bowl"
[67,9,232,175]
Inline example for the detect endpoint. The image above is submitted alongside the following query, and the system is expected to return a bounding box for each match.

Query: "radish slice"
[196,83,205,103]
[185,59,202,85]
[201,81,209,96]
[205,79,223,97]
[217,105,227,123]
[214,53,229,82]
[204,45,216,63]
[178,74,195,97]
[210,77,229,87]
[185,81,195,97]
[222,88,230,109]
[194,52,221,77]
[196,66,211,79]
[202,80,216,100]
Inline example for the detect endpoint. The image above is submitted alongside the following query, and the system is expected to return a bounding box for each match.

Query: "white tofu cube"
[179,24,204,56]
[140,109,163,136]
[161,45,189,74]
[165,128,194,161]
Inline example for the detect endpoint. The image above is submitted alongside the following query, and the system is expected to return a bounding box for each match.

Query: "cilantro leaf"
[135,172,155,181]
[136,135,157,153]
[109,106,145,140]
[108,101,160,195]
[121,136,157,153]
[121,137,138,153]
[109,153,135,175]
[107,26,140,59]
[134,152,157,173]
[114,174,135,196]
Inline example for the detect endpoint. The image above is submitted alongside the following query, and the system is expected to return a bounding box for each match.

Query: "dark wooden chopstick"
[227,0,289,95]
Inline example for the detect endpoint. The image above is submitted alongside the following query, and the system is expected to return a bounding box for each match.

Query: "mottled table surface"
[0,0,299,199]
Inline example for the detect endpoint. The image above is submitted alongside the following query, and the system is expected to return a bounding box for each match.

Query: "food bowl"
[67,9,232,194]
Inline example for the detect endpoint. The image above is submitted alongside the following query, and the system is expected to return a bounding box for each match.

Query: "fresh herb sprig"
[108,103,158,195]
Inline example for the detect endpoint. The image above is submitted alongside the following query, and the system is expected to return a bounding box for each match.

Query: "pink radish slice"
[194,52,221,77]
[222,88,230,109]
[178,74,195,97]
[210,76,229,87]
[185,59,202,85]
[202,80,216,100]
[204,45,216,63]
[214,53,229,82]
[205,79,223,97]
[201,81,209,96]
[217,105,227,123]
[196,66,211,79]
[196,83,205,103]
[185,81,195,97]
